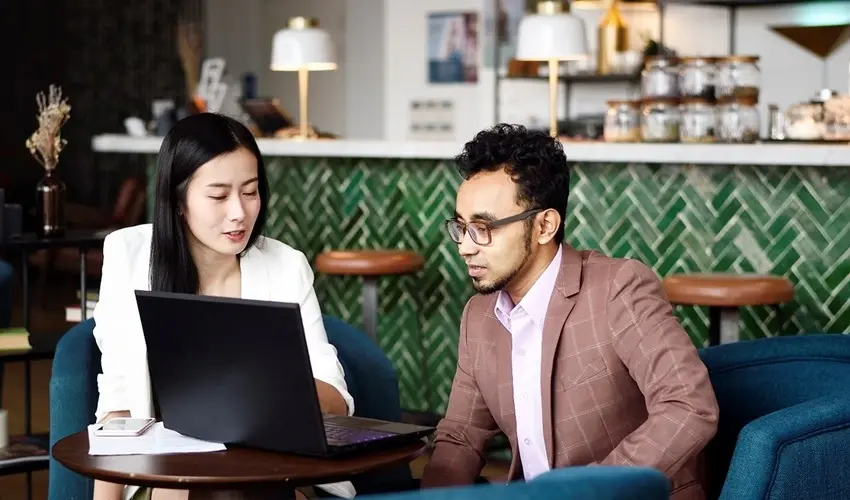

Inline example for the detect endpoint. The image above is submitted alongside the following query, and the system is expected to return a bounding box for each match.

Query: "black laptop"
[134,290,434,457]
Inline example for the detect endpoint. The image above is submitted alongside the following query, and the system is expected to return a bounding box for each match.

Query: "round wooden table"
[53,431,427,498]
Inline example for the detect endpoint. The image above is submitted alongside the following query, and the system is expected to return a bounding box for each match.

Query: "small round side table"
[52,431,426,499]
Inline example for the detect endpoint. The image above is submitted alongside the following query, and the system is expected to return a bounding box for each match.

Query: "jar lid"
[680,56,720,64]
[644,56,679,67]
[681,96,714,105]
[717,95,758,106]
[606,99,640,107]
[641,97,681,106]
[719,55,760,63]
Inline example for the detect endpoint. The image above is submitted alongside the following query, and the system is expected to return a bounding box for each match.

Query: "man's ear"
[536,209,561,245]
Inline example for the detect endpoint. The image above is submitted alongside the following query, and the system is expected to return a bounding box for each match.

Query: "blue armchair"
[0,258,16,393]
[700,334,850,499]
[48,316,414,499]
[356,466,670,500]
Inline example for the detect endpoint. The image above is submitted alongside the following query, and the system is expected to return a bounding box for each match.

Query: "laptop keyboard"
[324,422,397,446]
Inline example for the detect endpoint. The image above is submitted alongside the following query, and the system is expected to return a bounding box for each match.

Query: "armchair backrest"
[357,466,670,500]
[48,318,98,500]
[699,334,850,498]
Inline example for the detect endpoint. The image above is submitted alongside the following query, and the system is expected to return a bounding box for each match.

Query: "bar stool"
[663,273,795,346]
[314,249,425,341]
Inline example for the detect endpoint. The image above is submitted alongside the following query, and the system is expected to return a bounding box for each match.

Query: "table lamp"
[270,17,337,140]
[516,0,589,138]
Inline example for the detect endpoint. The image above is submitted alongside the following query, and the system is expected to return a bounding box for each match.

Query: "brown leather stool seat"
[315,250,424,340]
[663,273,795,346]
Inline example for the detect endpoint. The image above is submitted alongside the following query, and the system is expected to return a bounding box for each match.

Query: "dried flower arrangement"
[25,85,72,171]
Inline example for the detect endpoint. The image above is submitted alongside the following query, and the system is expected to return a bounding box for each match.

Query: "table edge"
[52,435,428,489]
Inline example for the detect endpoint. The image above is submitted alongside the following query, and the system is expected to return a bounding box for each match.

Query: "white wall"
[498,2,850,131]
[205,0,850,141]
[204,0,349,137]
[383,0,497,142]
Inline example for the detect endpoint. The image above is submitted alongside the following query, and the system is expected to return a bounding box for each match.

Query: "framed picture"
[427,11,479,84]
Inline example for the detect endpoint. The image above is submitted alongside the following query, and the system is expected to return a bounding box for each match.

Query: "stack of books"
[0,435,49,469]
[65,289,99,323]
[0,327,30,352]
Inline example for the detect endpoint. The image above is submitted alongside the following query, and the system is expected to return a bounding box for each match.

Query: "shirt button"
[524,438,531,445]
[516,348,526,356]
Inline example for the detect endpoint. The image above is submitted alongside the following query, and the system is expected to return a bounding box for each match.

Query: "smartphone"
[92,417,156,437]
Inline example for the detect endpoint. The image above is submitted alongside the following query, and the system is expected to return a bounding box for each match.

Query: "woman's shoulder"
[253,235,308,266]
[103,224,152,254]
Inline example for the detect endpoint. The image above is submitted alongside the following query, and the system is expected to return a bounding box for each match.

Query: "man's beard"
[472,229,532,295]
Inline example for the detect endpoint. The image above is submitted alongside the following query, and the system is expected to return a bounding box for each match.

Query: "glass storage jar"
[640,98,681,143]
[679,57,717,102]
[717,95,760,143]
[785,102,824,140]
[823,96,850,141]
[716,56,760,101]
[641,57,679,99]
[604,100,641,142]
[680,97,716,143]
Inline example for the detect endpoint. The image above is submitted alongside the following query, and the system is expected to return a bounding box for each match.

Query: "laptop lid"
[134,290,331,455]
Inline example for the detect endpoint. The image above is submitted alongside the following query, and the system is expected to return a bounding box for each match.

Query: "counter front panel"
[133,154,850,414]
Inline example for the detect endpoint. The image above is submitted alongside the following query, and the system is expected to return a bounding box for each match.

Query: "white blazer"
[92,223,356,499]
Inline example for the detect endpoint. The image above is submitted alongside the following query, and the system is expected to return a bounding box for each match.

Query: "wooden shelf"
[503,73,641,84]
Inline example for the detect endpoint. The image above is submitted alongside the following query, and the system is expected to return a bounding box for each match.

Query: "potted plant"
[25,85,71,238]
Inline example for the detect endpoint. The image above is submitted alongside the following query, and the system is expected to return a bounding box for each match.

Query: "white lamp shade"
[270,26,337,71]
[515,12,589,61]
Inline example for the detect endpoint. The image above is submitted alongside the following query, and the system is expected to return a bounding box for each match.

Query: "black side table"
[0,229,109,499]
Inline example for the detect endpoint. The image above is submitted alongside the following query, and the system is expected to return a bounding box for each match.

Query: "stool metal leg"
[362,276,379,341]
[708,306,740,346]
[707,307,721,346]
[720,308,740,344]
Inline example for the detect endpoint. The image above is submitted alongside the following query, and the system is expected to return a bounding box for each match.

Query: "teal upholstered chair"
[48,315,414,499]
[0,258,16,394]
[356,466,670,500]
[699,334,850,499]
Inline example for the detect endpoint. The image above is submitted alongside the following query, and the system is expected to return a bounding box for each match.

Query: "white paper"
[87,422,226,456]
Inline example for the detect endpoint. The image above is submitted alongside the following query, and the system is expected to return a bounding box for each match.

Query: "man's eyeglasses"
[444,209,543,246]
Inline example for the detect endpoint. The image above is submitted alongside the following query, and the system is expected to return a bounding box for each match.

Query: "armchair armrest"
[720,394,850,500]
[533,466,669,499]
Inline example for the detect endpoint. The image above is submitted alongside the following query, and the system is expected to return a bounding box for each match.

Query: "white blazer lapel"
[239,243,270,301]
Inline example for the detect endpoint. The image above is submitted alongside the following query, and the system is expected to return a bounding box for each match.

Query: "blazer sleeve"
[599,259,719,476]
[92,231,149,421]
[293,251,355,416]
[420,300,501,488]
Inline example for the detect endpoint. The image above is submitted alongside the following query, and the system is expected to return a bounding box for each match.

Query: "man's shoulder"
[571,247,661,298]
[463,292,498,318]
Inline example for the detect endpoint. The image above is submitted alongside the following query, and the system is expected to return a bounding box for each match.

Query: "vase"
[35,168,66,238]
[597,0,629,75]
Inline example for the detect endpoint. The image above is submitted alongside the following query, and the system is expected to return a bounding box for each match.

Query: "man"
[421,124,719,499]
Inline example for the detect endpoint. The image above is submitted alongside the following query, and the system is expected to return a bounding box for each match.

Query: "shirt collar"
[494,245,563,331]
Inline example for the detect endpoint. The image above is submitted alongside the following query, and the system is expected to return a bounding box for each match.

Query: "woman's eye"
[209,195,226,201]
[243,191,258,197]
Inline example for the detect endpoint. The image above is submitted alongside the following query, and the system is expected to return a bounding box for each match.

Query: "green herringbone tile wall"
[145,157,850,414]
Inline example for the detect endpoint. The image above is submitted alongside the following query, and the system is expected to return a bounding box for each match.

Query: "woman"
[92,113,355,500]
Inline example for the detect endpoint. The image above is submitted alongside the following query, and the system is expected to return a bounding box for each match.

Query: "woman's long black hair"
[149,113,269,294]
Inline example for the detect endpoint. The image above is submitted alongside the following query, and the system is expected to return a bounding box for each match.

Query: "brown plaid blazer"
[421,245,719,499]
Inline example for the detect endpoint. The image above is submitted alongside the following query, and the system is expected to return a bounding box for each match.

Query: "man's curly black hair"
[454,123,569,243]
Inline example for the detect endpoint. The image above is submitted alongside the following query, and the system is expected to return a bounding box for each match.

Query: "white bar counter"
[92,134,850,167]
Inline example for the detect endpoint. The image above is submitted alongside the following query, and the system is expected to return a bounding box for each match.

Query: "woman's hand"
[315,380,348,415]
